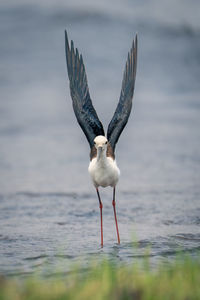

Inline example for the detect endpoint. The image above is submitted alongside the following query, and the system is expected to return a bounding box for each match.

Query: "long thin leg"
[112,187,120,244]
[96,188,103,247]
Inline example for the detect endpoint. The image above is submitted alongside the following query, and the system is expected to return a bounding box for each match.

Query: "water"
[0,0,200,276]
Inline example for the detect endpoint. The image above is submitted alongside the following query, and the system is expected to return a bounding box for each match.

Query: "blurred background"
[0,0,200,276]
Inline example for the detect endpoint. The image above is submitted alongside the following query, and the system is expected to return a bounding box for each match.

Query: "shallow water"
[0,0,200,276]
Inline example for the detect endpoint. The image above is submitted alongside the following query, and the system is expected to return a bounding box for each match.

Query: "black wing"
[107,35,137,152]
[65,30,105,148]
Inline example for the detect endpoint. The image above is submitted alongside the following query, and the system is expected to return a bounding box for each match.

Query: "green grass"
[0,255,200,300]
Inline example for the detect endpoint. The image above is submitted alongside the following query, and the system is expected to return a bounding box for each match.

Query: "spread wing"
[107,35,137,152]
[65,30,105,148]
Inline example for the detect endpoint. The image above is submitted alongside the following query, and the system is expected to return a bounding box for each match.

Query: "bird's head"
[94,135,108,152]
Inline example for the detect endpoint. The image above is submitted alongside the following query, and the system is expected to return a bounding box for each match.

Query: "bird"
[65,30,137,247]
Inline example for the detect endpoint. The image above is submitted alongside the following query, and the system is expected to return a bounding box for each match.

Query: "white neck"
[97,147,107,163]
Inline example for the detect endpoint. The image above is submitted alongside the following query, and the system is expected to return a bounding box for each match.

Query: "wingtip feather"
[71,40,74,52]
[135,34,138,52]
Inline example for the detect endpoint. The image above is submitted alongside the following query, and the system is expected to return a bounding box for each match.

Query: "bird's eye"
[105,141,108,144]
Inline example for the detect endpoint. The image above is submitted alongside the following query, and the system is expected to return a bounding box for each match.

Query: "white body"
[88,150,120,188]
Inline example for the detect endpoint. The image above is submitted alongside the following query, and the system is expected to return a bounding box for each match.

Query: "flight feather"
[107,35,137,151]
[65,30,105,148]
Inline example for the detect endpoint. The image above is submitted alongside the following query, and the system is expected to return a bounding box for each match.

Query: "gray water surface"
[0,0,200,276]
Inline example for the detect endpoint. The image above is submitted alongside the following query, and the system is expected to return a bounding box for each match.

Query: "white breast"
[88,156,120,188]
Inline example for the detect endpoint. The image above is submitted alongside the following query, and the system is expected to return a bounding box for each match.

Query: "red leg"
[96,188,103,247]
[112,187,120,244]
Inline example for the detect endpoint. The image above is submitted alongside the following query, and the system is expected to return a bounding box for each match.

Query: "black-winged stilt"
[65,31,137,247]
